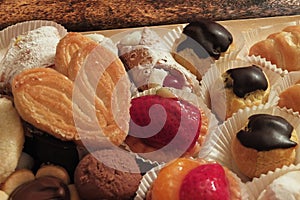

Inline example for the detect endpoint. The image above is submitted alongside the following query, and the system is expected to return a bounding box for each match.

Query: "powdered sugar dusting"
[0,26,60,85]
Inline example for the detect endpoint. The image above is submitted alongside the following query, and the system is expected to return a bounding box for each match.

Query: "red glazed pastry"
[125,88,209,162]
[147,157,241,200]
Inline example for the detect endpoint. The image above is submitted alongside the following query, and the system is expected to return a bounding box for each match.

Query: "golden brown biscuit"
[12,68,78,141]
[65,42,132,147]
[278,84,300,113]
[13,48,131,147]
[54,32,94,76]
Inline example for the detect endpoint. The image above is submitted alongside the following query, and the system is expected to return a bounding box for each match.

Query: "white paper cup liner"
[0,20,67,49]
[200,55,286,122]
[201,105,300,183]
[124,87,218,165]
[165,23,244,59]
[134,164,164,200]
[245,164,300,200]
[239,19,300,60]
[163,23,244,78]
[0,20,67,61]
[274,71,300,115]
[134,159,248,200]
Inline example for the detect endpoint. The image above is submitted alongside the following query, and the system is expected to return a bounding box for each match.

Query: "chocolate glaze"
[22,122,79,179]
[237,114,297,151]
[177,19,233,59]
[9,176,70,200]
[226,65,268,98]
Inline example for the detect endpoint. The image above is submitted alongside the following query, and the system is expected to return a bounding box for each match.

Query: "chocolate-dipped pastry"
[231,113,298,178]
[210,65,270,121]
[226,65,268,98]
[9,176,70,200]
[177,20,233,59]
[237,114,297,151]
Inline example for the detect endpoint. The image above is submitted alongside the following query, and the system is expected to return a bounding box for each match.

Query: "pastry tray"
[1,14,300,200]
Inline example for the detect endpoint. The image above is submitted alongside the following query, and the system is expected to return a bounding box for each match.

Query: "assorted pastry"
[173,19,234,79]
[231,113,298,179]
[210,65,270,120]
[125,87,210,162]
[117,27,201,95]
[0,18,300,199]
[145,157,242,200]
[277,73,300,113]
[249,25,300,72]
[257,170,300,200]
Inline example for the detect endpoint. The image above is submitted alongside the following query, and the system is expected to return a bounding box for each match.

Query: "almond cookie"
[2,165,80,200]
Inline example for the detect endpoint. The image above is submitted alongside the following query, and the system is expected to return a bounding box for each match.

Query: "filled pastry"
[231,114,298,178]
[117,27,201,95]
[173,19,233,79]
[249,25,300,71]
[146,157,241,200]
[210,65,270,120]
[125,87,209,162]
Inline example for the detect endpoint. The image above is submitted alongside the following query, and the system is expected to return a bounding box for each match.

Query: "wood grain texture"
[0,0,300,31]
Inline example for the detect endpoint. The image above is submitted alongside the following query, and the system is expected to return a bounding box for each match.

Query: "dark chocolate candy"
[22,122,79,179]
[237,114,297,151]
[226,65,268,98]
[177,19,233,59]
[9,176,70,200]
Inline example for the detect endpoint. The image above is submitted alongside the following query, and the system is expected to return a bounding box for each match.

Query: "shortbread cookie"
[0,97,24,183]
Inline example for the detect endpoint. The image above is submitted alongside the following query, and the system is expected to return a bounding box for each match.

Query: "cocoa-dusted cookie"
[74,149,142,200]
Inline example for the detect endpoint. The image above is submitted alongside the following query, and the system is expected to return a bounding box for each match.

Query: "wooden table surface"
[1,0,300,32]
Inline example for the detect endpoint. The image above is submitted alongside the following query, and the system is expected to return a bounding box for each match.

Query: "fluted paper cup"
[239,19,300,59]
[201,105,300,182]
[134,159,248,200]
[200,55,286,122]
[123,87,218,166]
[245,164,300,200]
[274,71,300,115]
